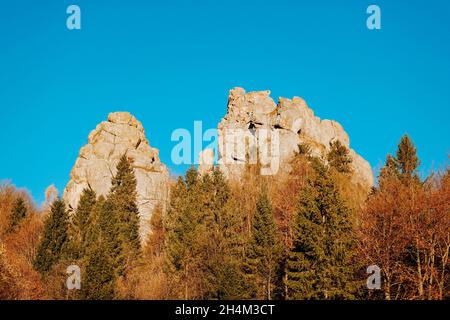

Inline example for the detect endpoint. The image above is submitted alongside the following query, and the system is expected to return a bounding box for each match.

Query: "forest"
[0,135,448,300]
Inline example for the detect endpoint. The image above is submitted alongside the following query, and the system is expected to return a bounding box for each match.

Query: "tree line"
[0,135,448,299]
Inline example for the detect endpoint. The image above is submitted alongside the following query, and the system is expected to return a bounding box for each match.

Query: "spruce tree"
[67,188,96,260]
[81,196,117,299]
[9,197,27,232]
[378,135,420,186]
[166,166,247,299]
[378,154,400,189]
[381,154,399,176]
[327,140,352,173]
[246,187,282,300]
[34,198,69,273]
[165,166,207,299]
[396,134,420,181]
[81,240,115,300]
[286,161,357,299]
[202,168,246,299]
[109,154,141,275]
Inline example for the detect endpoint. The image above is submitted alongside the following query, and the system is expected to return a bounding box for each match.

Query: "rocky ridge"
[64,88,373,241]
[214,87,373,188]
[63,112,169,240]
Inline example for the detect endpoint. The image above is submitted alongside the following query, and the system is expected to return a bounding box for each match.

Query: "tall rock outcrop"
[63,112,169,241]
[216,87,373,188]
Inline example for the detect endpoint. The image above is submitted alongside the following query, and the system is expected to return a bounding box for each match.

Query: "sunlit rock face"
[63,112,169,241]
[216,87,374,189]
[198,148,215,175]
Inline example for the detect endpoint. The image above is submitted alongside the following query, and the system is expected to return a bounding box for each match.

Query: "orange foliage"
[358,171,449,300]
[0,182,45,299]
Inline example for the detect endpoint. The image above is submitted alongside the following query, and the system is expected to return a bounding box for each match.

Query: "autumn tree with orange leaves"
[359,135,449,300]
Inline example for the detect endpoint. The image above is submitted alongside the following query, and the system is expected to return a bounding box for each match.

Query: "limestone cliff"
[63,112,169,240]
[216,87,373,188]
[63,89,373,241]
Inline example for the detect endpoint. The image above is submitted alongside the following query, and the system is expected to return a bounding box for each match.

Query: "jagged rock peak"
[63,112,169,241]
[217,87,374,188]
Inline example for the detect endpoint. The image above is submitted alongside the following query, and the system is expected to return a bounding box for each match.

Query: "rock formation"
[216,87,373,188]
[63,112,169,241]
[198,149,215,175]
[63,89,373,241]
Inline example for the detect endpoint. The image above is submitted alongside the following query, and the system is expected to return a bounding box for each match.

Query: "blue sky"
[0,0,449,203]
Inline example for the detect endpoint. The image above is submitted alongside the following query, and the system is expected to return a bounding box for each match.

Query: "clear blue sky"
[1,0,449,203]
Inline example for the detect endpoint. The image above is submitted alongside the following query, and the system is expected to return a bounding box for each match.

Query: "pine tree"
[109,154,141,275]
[380,154,399,177]
[378,154,400,191]
[34,198,69,273]
[9,197,27,232]
[202,167,246,299]
[67,188,96,260]
[378,135,420,187]
[286,161,357,299]
[81,240,115,300]
[396,134,420,181]
[165,166,247,299]
[165,166,207,299]
[80,196,117,299]
[327,140,352,173]
[246,186,282,300]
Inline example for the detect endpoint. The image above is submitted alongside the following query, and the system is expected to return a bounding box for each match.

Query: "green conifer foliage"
[9,197,27,231]
[286,161,357,299]
[165,166,206,299]
[81,240,115,300]
[327,140,352,173]
[80,196,117,299]
[396,134,420,181]
[378,135,420,185]
[68,188,96,260]
[202,168,246,299]
[34,198,69,273]
[165,166,246,299]
[246,187,282,300]
[109,155,142,274]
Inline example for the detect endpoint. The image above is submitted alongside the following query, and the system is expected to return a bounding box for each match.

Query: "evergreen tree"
[80,196,117,299]
[202,168,246,299]
[67,188,96,260]
[286,161,357,299]
[378,135,420,186]
[245,186,282,299]
[165,166,207,299]
[9,197,27,232]
[81,240,115,300]
[109,154,141,275]
[327,140,352,173]
[380,154,399,177]
[396,134,420,181]
[166,166,247,299]
[378,154,400,189]
[34,198,69,273]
